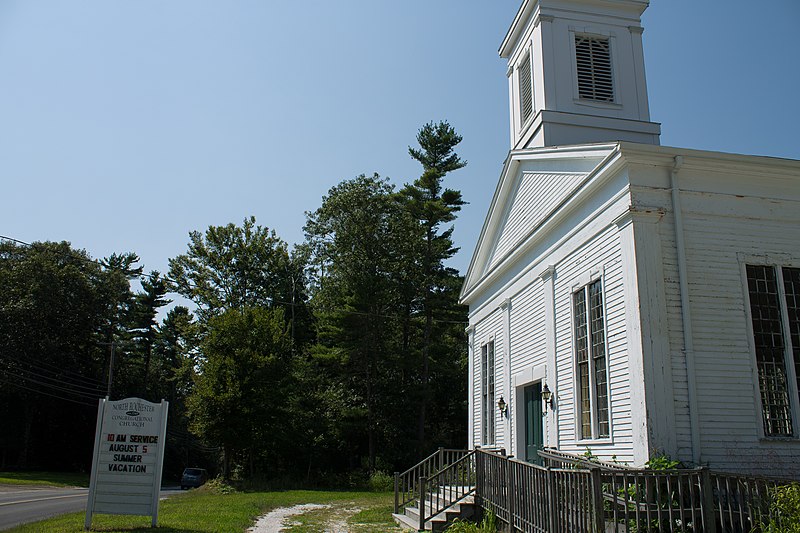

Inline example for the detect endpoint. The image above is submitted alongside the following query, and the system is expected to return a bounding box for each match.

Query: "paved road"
[0,486,89,531]
[0,485,180,531]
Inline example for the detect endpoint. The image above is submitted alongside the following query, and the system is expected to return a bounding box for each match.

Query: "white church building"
[461,0,800,478]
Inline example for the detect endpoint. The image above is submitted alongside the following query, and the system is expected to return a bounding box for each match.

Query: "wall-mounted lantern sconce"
[497,396,508,417]
[541,384,554,409]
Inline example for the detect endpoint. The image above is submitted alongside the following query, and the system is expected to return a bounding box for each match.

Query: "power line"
[0,376,97,407]
[0,367,103,401]
[0,351,106,387]
[0,360,102,397]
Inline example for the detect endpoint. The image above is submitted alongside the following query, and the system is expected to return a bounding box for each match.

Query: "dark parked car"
[180,468,208,489]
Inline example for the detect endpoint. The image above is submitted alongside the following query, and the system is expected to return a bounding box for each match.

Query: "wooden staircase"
[393,491,475,531]
[393,449,476,532]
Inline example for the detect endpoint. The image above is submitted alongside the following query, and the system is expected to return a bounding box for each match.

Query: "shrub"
[645,453,682,470]
[445,510,497,533]
[204,476,237,494]
[763,483,800,533]
[368,470,394,492]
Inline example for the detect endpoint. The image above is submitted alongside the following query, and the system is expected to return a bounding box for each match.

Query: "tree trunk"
[18,403,35,468]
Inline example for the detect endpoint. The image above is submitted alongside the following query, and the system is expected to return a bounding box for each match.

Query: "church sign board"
[85,397,168,530]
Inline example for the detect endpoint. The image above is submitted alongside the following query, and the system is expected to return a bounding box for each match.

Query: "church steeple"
[501,0,660,149]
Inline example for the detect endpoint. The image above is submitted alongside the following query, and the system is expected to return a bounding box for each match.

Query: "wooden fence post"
[394,472,400,514]
[438,446,445,472]
[419,476,427,532]
[507,458,516,532]
[590,468,604,533]
[546,467,556,533]
[700,468,718,533]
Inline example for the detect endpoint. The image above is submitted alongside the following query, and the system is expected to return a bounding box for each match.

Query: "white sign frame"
[85,397,169,530]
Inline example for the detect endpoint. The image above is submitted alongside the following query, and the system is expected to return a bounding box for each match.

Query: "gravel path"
[247,503,330,533]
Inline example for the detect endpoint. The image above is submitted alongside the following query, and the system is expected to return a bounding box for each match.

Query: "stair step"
[393,493,477,532]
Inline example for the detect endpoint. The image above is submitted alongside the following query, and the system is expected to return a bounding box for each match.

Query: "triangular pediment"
[461,144,617,303]
[486,170,587,271]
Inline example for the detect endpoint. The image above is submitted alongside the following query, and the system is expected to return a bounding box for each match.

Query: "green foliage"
[645,452,682,470]
[445,510,497,533]
[187,306,291,478]
[763,483,800,533]
[0,241,112,470]
[204,476,238,494]
[582,447,599,462]
[168,216,293,321]
[368,471,394,492]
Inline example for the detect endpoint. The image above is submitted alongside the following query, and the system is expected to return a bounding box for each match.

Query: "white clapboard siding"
[508,279,547,456]
[509,279,546,377]
[488,172,587,272]
[551,224,632,464]
[473,307,505,449]
[677,194,800,478]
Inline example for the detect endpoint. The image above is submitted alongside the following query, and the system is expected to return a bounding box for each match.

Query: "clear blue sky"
[2,0,798,278]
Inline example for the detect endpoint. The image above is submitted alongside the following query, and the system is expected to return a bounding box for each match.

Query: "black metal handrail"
[394,447,470,514]
[418,450,477,530]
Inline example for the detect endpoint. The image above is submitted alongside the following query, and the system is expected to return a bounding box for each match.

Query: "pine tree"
[401,121,467,451]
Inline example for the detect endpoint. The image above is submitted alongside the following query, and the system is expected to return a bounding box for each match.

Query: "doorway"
[523,383,544,464]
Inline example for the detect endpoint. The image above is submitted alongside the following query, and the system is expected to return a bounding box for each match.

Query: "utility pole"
[107,342,116,398]
[291,273,296,355]
[99,341,120,399]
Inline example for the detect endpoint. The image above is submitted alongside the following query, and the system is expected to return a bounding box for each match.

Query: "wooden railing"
[539,447,631,471]
[473,448,797,533]
[709,471,789,533]
[476,448,598,533]
[394,447,470,514]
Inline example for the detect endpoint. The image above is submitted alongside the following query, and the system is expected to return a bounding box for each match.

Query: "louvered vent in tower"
[575,36,614,102]
[519,54,533,124]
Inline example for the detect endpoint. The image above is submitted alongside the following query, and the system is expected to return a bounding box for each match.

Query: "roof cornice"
[499,0,649,58]
[617,142,800,180]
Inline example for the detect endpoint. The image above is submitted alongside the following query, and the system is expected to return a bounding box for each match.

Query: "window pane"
[488,342,495,444]
[574,289,591,438]
[747,265,793,436]
[782,267,800,407]
[590,280,609,437]
[481,344,488,444]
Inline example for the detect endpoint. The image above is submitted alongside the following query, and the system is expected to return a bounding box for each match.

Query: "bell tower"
[501,0,660,149]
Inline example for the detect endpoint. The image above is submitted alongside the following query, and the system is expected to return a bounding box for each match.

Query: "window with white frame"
[746,264,800,437]
[575,35,614,102]
[573,279,610,439]
[518,52,533,126]
[481,341,496,445]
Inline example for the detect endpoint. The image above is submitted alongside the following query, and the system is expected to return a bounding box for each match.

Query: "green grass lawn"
[0,472,90,488]
[6,488,401,533]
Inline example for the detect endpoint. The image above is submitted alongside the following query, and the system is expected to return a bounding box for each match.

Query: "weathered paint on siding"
[634,178,800,477]
[683,195,800,477]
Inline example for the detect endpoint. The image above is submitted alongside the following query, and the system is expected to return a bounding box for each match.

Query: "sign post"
[85,397,168,530]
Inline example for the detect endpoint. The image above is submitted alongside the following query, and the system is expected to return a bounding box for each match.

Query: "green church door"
[524,383,544,465]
